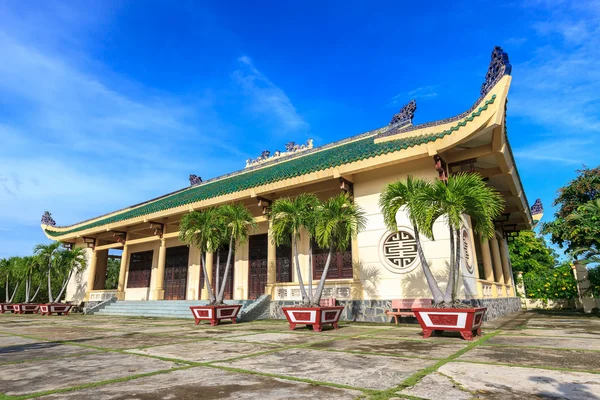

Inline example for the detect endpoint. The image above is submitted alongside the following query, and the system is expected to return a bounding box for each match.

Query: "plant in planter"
[380,173,503,340]
[13,256,44,314]
[34,243,87,316]
[0,257,21,313]
[180,204,257,325]
[271,192,366,332]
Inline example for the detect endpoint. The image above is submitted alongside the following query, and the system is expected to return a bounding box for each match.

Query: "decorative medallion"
[462,229,474,274]
[379,229,419,273]
[41,211,56,226]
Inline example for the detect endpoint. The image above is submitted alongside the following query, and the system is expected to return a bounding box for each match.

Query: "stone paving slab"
[485,334,600,351]
[79,332,198,349]
[38,366,363,399]
[1,326,122,341]
[361,327,486,342]
[310,337,468,359]
[167,329,271,339]
[0,352,178,396]
[399,372,473,400]
[0,341,98,363]
[215,347,436,390]
[290,325,387,337]
[503,328,600,339]
[0,334,44,347]
[439,361,600,400]
[223,332,335,346]
[457,345,600,372]
[127,340,277,363]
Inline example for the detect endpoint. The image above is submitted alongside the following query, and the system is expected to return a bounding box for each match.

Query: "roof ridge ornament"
[246,139,314,168]
[480,46,512,96]
[389,99,417,126]
[189,174,202,186]
[41,211,56,226]
[530,198,544,223]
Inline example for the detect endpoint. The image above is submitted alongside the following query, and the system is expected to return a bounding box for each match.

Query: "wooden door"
[164,246,189,300]
[276,243,292,283]
[248,234,268,299]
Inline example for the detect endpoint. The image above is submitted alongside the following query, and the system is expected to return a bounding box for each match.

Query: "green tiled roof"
[46,95,496,238]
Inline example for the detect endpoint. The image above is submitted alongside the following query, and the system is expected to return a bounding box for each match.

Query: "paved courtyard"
[0,310,599,399]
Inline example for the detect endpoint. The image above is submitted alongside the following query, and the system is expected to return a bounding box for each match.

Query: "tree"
[542,166,600,252]
[179,207,225,304]
[566,198,600,266]
[105,257,121,290]
[18,256,44,303]
[215,204,257,304]
[508,231,558,274]
[312,193,366,306]
[53,247,87,303]
[1,257,21,303]
[380,173,503,305]
[270,193,320,305]
[34,242,65,304]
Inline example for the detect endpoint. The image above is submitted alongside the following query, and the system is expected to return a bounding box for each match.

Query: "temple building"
[41,47,531,320]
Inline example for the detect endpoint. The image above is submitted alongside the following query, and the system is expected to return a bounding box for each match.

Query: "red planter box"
[39,304,73,316]
[413,307,486,341]
[189,305,242,326]
[0,304,15,314]
[282,306,344,332]
[13,304,40,314]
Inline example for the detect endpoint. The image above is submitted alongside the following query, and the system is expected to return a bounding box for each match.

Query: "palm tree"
[312,193,366,306]
[54,247,87,303]
[379,173,503,306]
[215,203,257,304]
[428,174,504,303]
[179,207,224,304]
[1,257,20,303]
[270,193,320,305]
[19,256,44,303]
[380,176,445,304]
[34,242,62,303]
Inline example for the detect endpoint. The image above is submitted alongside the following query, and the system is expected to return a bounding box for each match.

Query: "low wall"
[268,297,522,323]
[521,298,578,310]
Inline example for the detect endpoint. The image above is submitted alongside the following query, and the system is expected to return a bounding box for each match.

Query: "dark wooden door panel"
[248,234,268,299]
[164,246,189,300]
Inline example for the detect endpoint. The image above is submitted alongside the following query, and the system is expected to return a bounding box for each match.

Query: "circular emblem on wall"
[379,228,419,274]
[462,229,474,274]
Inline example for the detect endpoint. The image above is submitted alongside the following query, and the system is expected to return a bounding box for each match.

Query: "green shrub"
[523,263,579,300]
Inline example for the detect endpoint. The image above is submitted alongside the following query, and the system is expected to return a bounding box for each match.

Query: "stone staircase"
[93,296,270,320]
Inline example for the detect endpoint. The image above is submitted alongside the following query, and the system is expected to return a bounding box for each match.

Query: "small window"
[127,251,153,288]
[312,240,353,280]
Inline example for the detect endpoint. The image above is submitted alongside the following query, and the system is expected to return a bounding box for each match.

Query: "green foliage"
[105,257,121,290]
[508,231,558,274]
[542,166,600,252]
[314,192,367,252]
[588,266,600,297]
[523,263,578,300]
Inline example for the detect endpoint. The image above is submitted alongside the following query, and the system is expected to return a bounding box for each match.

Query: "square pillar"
[479,236,494,281]
[151,238,167,300]
[499,238,512,286]
[117,241,129,301]
[266,221,277,290]
[490,237,504,284]
[84,250,99,302]
[201,252,213,300]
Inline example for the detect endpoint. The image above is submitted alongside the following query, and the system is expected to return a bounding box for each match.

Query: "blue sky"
[1,0,599,259]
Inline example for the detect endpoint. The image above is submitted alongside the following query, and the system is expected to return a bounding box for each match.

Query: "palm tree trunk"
[25,276,30,303]
[200,252,216,304]
[31,285,41,303]
[293,234,309,304]
[47,266,54,303]
[215,250,220,302]
[313,244,334,306]
[414,229,444,304]
[307,240,313,303]
[5,279,9,302]
[55,270,73,304]
[453,228,461,302]
[218,235,235,303]
[8,282,19,303]
[444,227,455,303]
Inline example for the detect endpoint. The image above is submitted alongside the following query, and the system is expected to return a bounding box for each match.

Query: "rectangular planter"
[39,304,73,316]
[282,306,344,332]
[0,304,15,314]
[189,304,242,326]
[13,304,40,314]
[413,307,487,341]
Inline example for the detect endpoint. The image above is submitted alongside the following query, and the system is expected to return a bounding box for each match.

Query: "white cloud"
[232,56,308,132]
[390,85,438,107]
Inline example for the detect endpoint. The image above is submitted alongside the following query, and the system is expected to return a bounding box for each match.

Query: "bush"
[523,263,579,300]
[588,265,600,297]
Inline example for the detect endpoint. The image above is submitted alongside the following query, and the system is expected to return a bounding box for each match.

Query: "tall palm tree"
[379,174,503,305]
[179,207,223,304]
[54,247,88,303]
[380,176,445,303]
[312,193,366,306]
[19,256,44,303]
[1,257,21,303]
[270,193,320,305]
[215,203,257,304]
[428,174,504,303]
[34,241,62,303]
